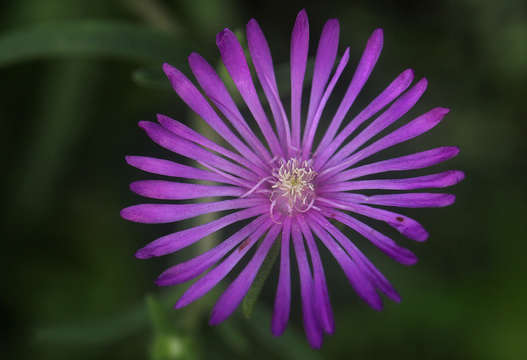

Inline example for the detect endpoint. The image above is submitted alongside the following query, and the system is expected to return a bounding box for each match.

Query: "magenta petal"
[209,224,281,325]
[302,47,350,157]
[319,107,450,180]
[315,29,384,162]
[304,214,383,310]
[322,200,429,242]
[303,18,340,157]
[247,19,291,150]
[360,193,456,208]
[125,156,234,184]
[330,146,460,183]
[328,209,418,265]
[271,217,292,336]
[135,205,268,258]
[121,198,263,224]
[290,9,309,149]
[157,216,268,286]
[138,121,255,183]
[297,217,335,334]
[216,29,282,157]
[314,68,414,169]
[130,180,244,200]
[162,63,265,169]
[291,220,323,349]
[157,114,266,176]
[319,170,465,192]
[174,220,273,308]
[188,53,272,163]
[309,212,400,302]
[325,77,428,169]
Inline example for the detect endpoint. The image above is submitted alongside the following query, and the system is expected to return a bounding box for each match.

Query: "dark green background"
[2,0,526,359]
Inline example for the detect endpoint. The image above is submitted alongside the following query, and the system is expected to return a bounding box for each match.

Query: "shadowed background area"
[2,0,526,359]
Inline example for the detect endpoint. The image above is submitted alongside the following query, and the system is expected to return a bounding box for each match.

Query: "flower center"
[270,158,317,216]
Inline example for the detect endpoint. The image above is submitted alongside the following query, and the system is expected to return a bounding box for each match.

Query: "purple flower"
[121,9,463,348]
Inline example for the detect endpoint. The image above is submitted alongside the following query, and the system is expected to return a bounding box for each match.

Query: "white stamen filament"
[269,158,317,216]
[241,176,274,198]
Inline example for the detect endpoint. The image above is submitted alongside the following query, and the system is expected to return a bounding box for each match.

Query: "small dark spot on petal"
[238,238,251,251]
[396,216,404,222]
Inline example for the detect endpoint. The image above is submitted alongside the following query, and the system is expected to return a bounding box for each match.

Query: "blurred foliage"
[1,0,526,359]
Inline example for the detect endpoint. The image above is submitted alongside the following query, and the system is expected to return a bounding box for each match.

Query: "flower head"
[121,9,463,348]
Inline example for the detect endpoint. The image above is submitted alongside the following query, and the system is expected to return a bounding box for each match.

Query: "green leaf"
[0,20,192,67]
[242,239,280,319]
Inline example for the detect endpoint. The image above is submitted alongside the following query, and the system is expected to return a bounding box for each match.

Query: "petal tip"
[456,170,466,183]
[404,256,418,266]
[137,120,149,129]
[373,28,384,37]
[208,314,221,326]
[124,155,133,164]
[216,28,232,45]
[120,206,134,221]
[326,18,340,30]
[271,324,286,337]
[135,248,152,259]
[162,62,176,76]
[450,146,461,157]
[444,194,456,206]
[174,299,186,309]
[416,229,430,242]
[437,107,451,116]
[404,68,414,77]
[294,9,309,28]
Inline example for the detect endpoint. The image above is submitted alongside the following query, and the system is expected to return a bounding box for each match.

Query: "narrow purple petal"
[315,68,415,170]
[188,52,272,163]
[319,170,465,192]
[216,29,283,157]
[290,9,309,150]
[318,107,450,180]
[297,217,335,334]
[157,114,266,176]
[121,198,264,224]
[314,29,385,163]
[324,77,428,169]
[175,219,273,308]
[326,209,418,265]
[360,193,456,208]
[125,156,235,184]
[303,19,340,158]
[291,219,323,349]
[308,212,400,302]
[302,48,350,157]
[247,19,291,151]
[302,214,383,311]
[328,146,460,183]
[157,216,268,286]
[135,205,268,259]
[130,180,245,200]
[272,217,292,336]
[138,121,255,184]
[162,63,267,169]
[209,224,281,325]
[319,199,429,242]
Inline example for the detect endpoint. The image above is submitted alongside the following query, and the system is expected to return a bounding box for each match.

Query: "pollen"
[270,158,317,216]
